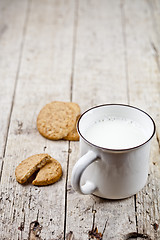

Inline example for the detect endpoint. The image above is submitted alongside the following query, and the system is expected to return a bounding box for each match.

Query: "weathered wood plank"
[0,0,28,162]
[0,0,75,239]
[123,0,160,239]
[66,0,137,239]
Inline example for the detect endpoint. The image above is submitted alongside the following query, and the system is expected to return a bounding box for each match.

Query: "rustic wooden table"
[0,0,160,239]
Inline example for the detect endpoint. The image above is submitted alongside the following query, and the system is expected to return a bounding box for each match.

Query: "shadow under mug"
[71,104,156,199]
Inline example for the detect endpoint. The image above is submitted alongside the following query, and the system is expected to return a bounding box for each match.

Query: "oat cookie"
[15,154,51,184]
[32,157,62,185]
[37,101,77,140]
[66,102,81,117]
[63,102,81,141]
[63,115,80,141]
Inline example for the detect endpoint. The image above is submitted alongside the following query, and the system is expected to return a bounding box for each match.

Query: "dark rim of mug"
[77,103,156,152]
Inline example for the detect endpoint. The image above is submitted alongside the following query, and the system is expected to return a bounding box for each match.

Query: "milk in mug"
[84,117,147,150]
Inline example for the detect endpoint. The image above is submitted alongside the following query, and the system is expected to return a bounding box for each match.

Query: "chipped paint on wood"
[28,221,42,240]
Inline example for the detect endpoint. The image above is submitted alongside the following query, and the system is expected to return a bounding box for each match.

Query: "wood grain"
[0,0,28,171]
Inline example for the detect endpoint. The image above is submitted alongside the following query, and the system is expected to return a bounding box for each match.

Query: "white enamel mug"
[71,104,156,199]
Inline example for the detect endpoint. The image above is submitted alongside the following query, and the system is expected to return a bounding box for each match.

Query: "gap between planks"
[64,0,79,239]
[120,0,130,104]
[121,1,139,236]
[70,0,79,103]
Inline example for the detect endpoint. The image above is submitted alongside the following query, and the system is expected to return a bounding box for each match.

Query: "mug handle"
[71,150,98,195]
